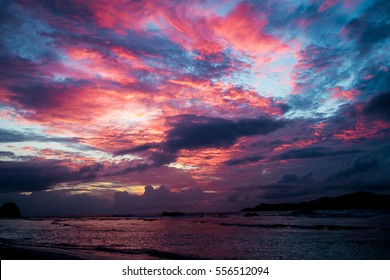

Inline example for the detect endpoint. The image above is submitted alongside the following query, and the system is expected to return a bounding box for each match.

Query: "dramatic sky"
[1,0,390,216]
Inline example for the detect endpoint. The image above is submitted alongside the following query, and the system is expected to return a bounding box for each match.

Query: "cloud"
[0,191,110,217]
[0,151,15,158]
[278,171,313,184]
[0,128,80,143]
[0,161,72,192]
[327,154,384,181]
[272,147,360,160]
[114,114,284,173]
[289,44,349,106]
[113,185,213,213]
[0,129,30,142]
[324,179,390,193]
[0,0,390,214]
[318,0,340,12]
[165,115,284,153]
[363,91,390,121]
[343,0,390,53]
[276,103,291,114]
[0,161,102,193]
[228,182,320,206]
[115,143,161,156]
[224,155,263,166]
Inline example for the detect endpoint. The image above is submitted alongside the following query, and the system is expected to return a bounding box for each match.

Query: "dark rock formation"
[242,192,390,212]
[161,211,185,217]
[244,212,259,217]
[290,209,316,215]
[0,202,22,218]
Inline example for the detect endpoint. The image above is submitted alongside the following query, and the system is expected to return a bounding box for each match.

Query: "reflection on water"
[0,210,389,259]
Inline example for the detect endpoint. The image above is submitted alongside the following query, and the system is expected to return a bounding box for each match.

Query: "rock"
[244,212,259,217]
[161,211,185,217]
[142,218,157,221]
[0,202,22,218]
[290,209,316,215]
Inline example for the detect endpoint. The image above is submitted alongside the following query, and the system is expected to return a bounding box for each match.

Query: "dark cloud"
[363,91,390,121]
[276,103,291,114]
[149,151,177,166]
[225,155,263,166]
[0,128,80,144]
[6,83,60,109]
[278,174,300,184]
[0,128,30,142]
[229,182,318,206]
[0,161,102,193]
[6,80,88,110]
[115,115,284,174]
[28,0,94,25]
[115,143,160,156]
[165,115,284,153]
[265,0,343,40]
[0,191,110,217]
[344,0,390,53]
[327,154,385,181]
[0,151,15,158]
[268,139,292,146]
[111,152,176,176]
[75,163,103,177]
[272,147,360,160]
[0,2,55,60]
[257,185,314,200]
[0,56,90,110]
[113,163,152,176]
[278,171,313,184]
[0,161,72,192]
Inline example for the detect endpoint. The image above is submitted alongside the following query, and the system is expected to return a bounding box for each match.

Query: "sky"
[1,0,390,216]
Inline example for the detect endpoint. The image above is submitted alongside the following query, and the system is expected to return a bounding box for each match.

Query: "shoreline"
[0,243,84,260]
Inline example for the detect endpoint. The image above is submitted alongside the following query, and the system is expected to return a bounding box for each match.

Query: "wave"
[91,246,202,260]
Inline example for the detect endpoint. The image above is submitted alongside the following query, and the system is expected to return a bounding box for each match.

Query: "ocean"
[1,210,389,259]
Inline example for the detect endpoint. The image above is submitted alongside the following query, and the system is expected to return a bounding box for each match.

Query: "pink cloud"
[318,0,340,12]
[329,86,360,100]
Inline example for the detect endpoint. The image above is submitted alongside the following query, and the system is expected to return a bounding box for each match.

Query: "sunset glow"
[1,0,389,216]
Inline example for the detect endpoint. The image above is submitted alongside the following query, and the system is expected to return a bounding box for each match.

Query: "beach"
[1,210,389,260]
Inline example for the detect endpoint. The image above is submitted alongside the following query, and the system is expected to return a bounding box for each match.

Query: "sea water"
[0,210,389,259]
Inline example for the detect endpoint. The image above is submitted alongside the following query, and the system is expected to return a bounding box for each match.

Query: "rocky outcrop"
[244,212,259,217]
[161,211,185,217]
[0,202,22,218]
[242,192,390,212]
